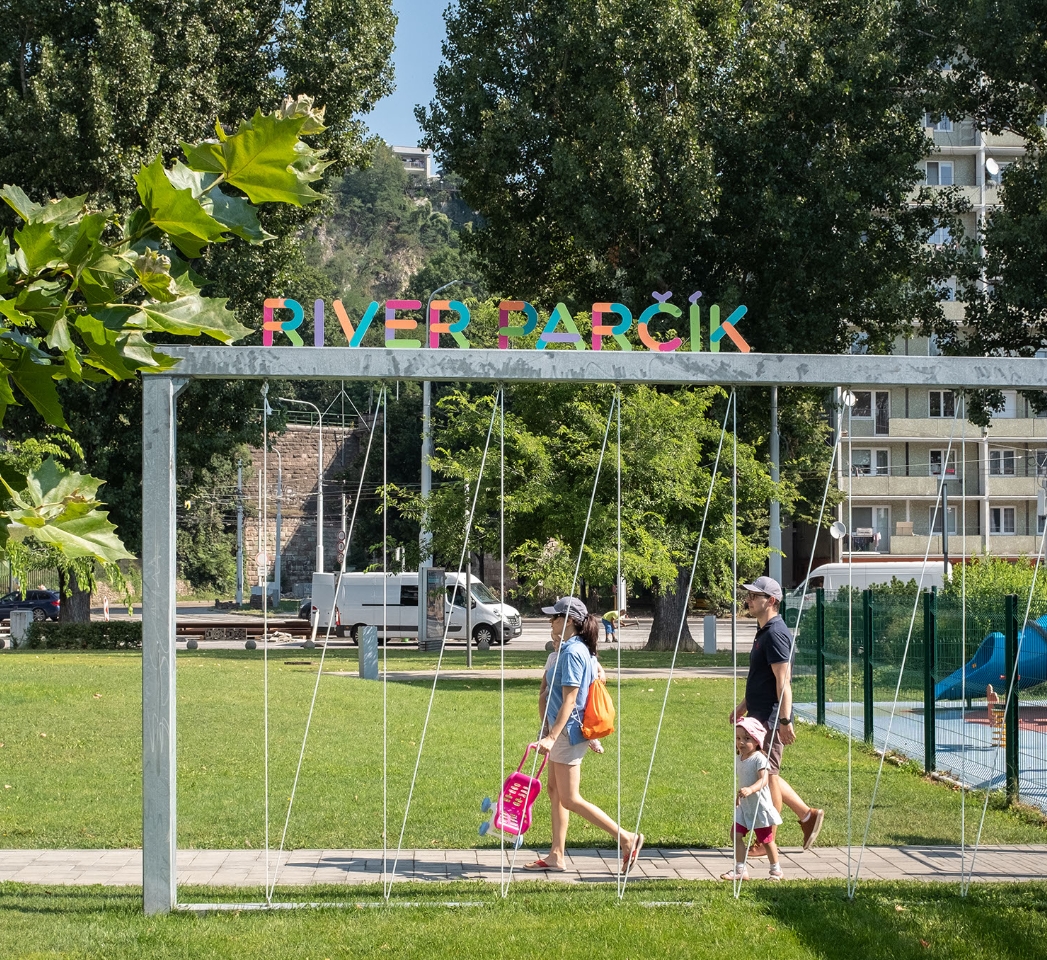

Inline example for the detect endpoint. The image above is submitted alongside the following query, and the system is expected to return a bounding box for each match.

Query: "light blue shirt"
[544,638,594,745]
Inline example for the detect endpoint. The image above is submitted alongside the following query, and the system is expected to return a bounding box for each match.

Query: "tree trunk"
[58,568,92,623]
[645,565,698,651]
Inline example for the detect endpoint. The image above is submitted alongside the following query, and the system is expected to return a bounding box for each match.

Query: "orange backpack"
[582,676,616,740]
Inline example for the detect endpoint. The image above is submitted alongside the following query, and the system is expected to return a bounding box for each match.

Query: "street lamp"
[421,279,473,565]
[278,397,324,572]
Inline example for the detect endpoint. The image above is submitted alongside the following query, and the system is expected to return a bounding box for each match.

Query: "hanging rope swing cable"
[384,389,503,899]
[731,386,844,897]
[964,496,1047,893]
[506,389,622,884]
[620,389,734,898]
[848,398,963,898]
[264,388,386,900]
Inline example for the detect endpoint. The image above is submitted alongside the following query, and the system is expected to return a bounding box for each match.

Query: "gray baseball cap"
[541,596,589,620]
[741,576,783,601]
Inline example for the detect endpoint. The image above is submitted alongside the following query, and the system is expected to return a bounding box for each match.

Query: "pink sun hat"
[735,716,768,745]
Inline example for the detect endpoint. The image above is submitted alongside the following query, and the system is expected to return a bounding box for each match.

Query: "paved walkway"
[3,845,1045,887]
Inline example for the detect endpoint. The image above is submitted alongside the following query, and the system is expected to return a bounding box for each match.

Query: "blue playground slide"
[935,615,1047,700]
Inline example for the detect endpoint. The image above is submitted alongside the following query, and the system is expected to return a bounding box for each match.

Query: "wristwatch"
[779,716,793,725]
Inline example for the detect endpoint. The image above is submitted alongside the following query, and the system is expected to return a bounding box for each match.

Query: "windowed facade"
[989,449,1016,476]
[929,390,955,418]
[925,113,954,132]
[932,506,958,535]
[929,449,957,476]
[925,161,954,185]
[850,449,890,476]
[990,507,1016,535]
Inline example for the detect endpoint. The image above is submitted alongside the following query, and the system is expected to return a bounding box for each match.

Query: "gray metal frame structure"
[141,345,1047,913]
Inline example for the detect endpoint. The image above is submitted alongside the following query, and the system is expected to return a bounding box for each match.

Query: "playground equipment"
[934,615,1047,701]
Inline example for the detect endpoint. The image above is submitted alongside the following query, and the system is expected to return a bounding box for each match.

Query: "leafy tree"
[0,96,331,616]
[419,0,956,354]
[392,381,784,649]
[0,0,397,581]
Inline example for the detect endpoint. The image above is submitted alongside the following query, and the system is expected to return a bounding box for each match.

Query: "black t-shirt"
[744,614,794,722]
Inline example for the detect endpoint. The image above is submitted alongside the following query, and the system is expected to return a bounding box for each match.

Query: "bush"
[22,621,142,650]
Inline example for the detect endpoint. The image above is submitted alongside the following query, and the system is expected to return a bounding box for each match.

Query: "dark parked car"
[0,589,60,622]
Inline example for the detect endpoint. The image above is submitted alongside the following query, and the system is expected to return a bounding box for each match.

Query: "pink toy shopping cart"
[479,742,547,847]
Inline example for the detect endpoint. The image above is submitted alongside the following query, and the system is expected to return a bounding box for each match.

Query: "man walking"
[730,576,824,851]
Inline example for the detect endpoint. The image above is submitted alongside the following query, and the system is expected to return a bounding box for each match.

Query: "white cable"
[262,384,271,900]
[266,388,385,898]
[965,474,1047,891]
[385,391,502,897]
[849,398,963,896]
[623,390,734,896]
[510,390,620,883]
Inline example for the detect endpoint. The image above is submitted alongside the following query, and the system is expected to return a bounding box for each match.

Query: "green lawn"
[0,650,1043,851]
[1,882,1047,959]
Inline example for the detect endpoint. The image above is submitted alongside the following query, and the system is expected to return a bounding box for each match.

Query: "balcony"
[987,475,1039,497]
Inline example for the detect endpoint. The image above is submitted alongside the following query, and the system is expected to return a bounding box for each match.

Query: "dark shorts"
[734,823,776,843]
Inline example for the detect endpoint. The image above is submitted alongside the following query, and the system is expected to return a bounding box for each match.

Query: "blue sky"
[363,0,449,147]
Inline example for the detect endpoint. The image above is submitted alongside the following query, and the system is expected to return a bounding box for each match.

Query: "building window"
[850,449,890,476]
[999,391,1017,418]
[932,279,956,301]
[925,114,953,132]
[1036,450,1047,475]
[929,390,955,418]
[989,449,1016,476]
[932,506,958,535]
[929,223,953,245]
[929,449,957,476]
[852,391,872,418]
[926,161,954,186]
[987,161,1010,185]
[990,507,1016,535]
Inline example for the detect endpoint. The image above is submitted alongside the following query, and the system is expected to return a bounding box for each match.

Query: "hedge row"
[21,621,143,650]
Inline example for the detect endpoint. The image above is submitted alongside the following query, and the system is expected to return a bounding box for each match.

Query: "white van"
[783,561,947,625]
[308,571,522,646]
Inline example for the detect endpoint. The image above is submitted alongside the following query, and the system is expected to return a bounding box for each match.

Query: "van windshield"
[470,582,498,604]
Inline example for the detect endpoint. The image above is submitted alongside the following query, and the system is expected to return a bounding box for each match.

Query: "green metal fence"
[792,586,1047,812]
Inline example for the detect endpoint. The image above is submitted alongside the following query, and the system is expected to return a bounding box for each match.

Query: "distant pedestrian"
[729,576,824,854]
[721,717,783,881]
[601,608,625,643]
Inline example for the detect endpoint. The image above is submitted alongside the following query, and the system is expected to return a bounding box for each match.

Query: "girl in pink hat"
[721,717,784,881]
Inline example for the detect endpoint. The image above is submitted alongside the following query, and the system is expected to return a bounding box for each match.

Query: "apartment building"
[836,116,1044,565]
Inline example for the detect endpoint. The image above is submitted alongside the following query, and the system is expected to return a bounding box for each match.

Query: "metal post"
[816,587,826,725]
[235,461,243,607]
[465,565,473,667]
[1005,593,1020,803]
[421,280,470,568]
[863,588,874,744]
[923,588,937,774]
[941,483,949,579]
[142,375,186,915]
[769,386,781,583]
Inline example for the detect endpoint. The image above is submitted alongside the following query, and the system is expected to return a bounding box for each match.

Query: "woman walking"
[524,596,643,872]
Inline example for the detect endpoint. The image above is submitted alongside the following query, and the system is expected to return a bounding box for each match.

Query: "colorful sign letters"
[262,292,750,352]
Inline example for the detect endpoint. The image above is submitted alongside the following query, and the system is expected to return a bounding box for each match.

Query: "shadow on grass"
[751,883,1047,960]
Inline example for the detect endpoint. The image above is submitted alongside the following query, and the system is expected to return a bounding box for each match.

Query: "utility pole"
[769,386,782,584]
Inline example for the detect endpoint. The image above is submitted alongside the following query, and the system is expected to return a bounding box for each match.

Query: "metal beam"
[142,375,186,915]
[154,345,1047,390]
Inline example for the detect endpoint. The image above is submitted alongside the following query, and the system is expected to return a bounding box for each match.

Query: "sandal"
[522,858,565,873]
[721,867,749,881]
[622,833,644,870]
